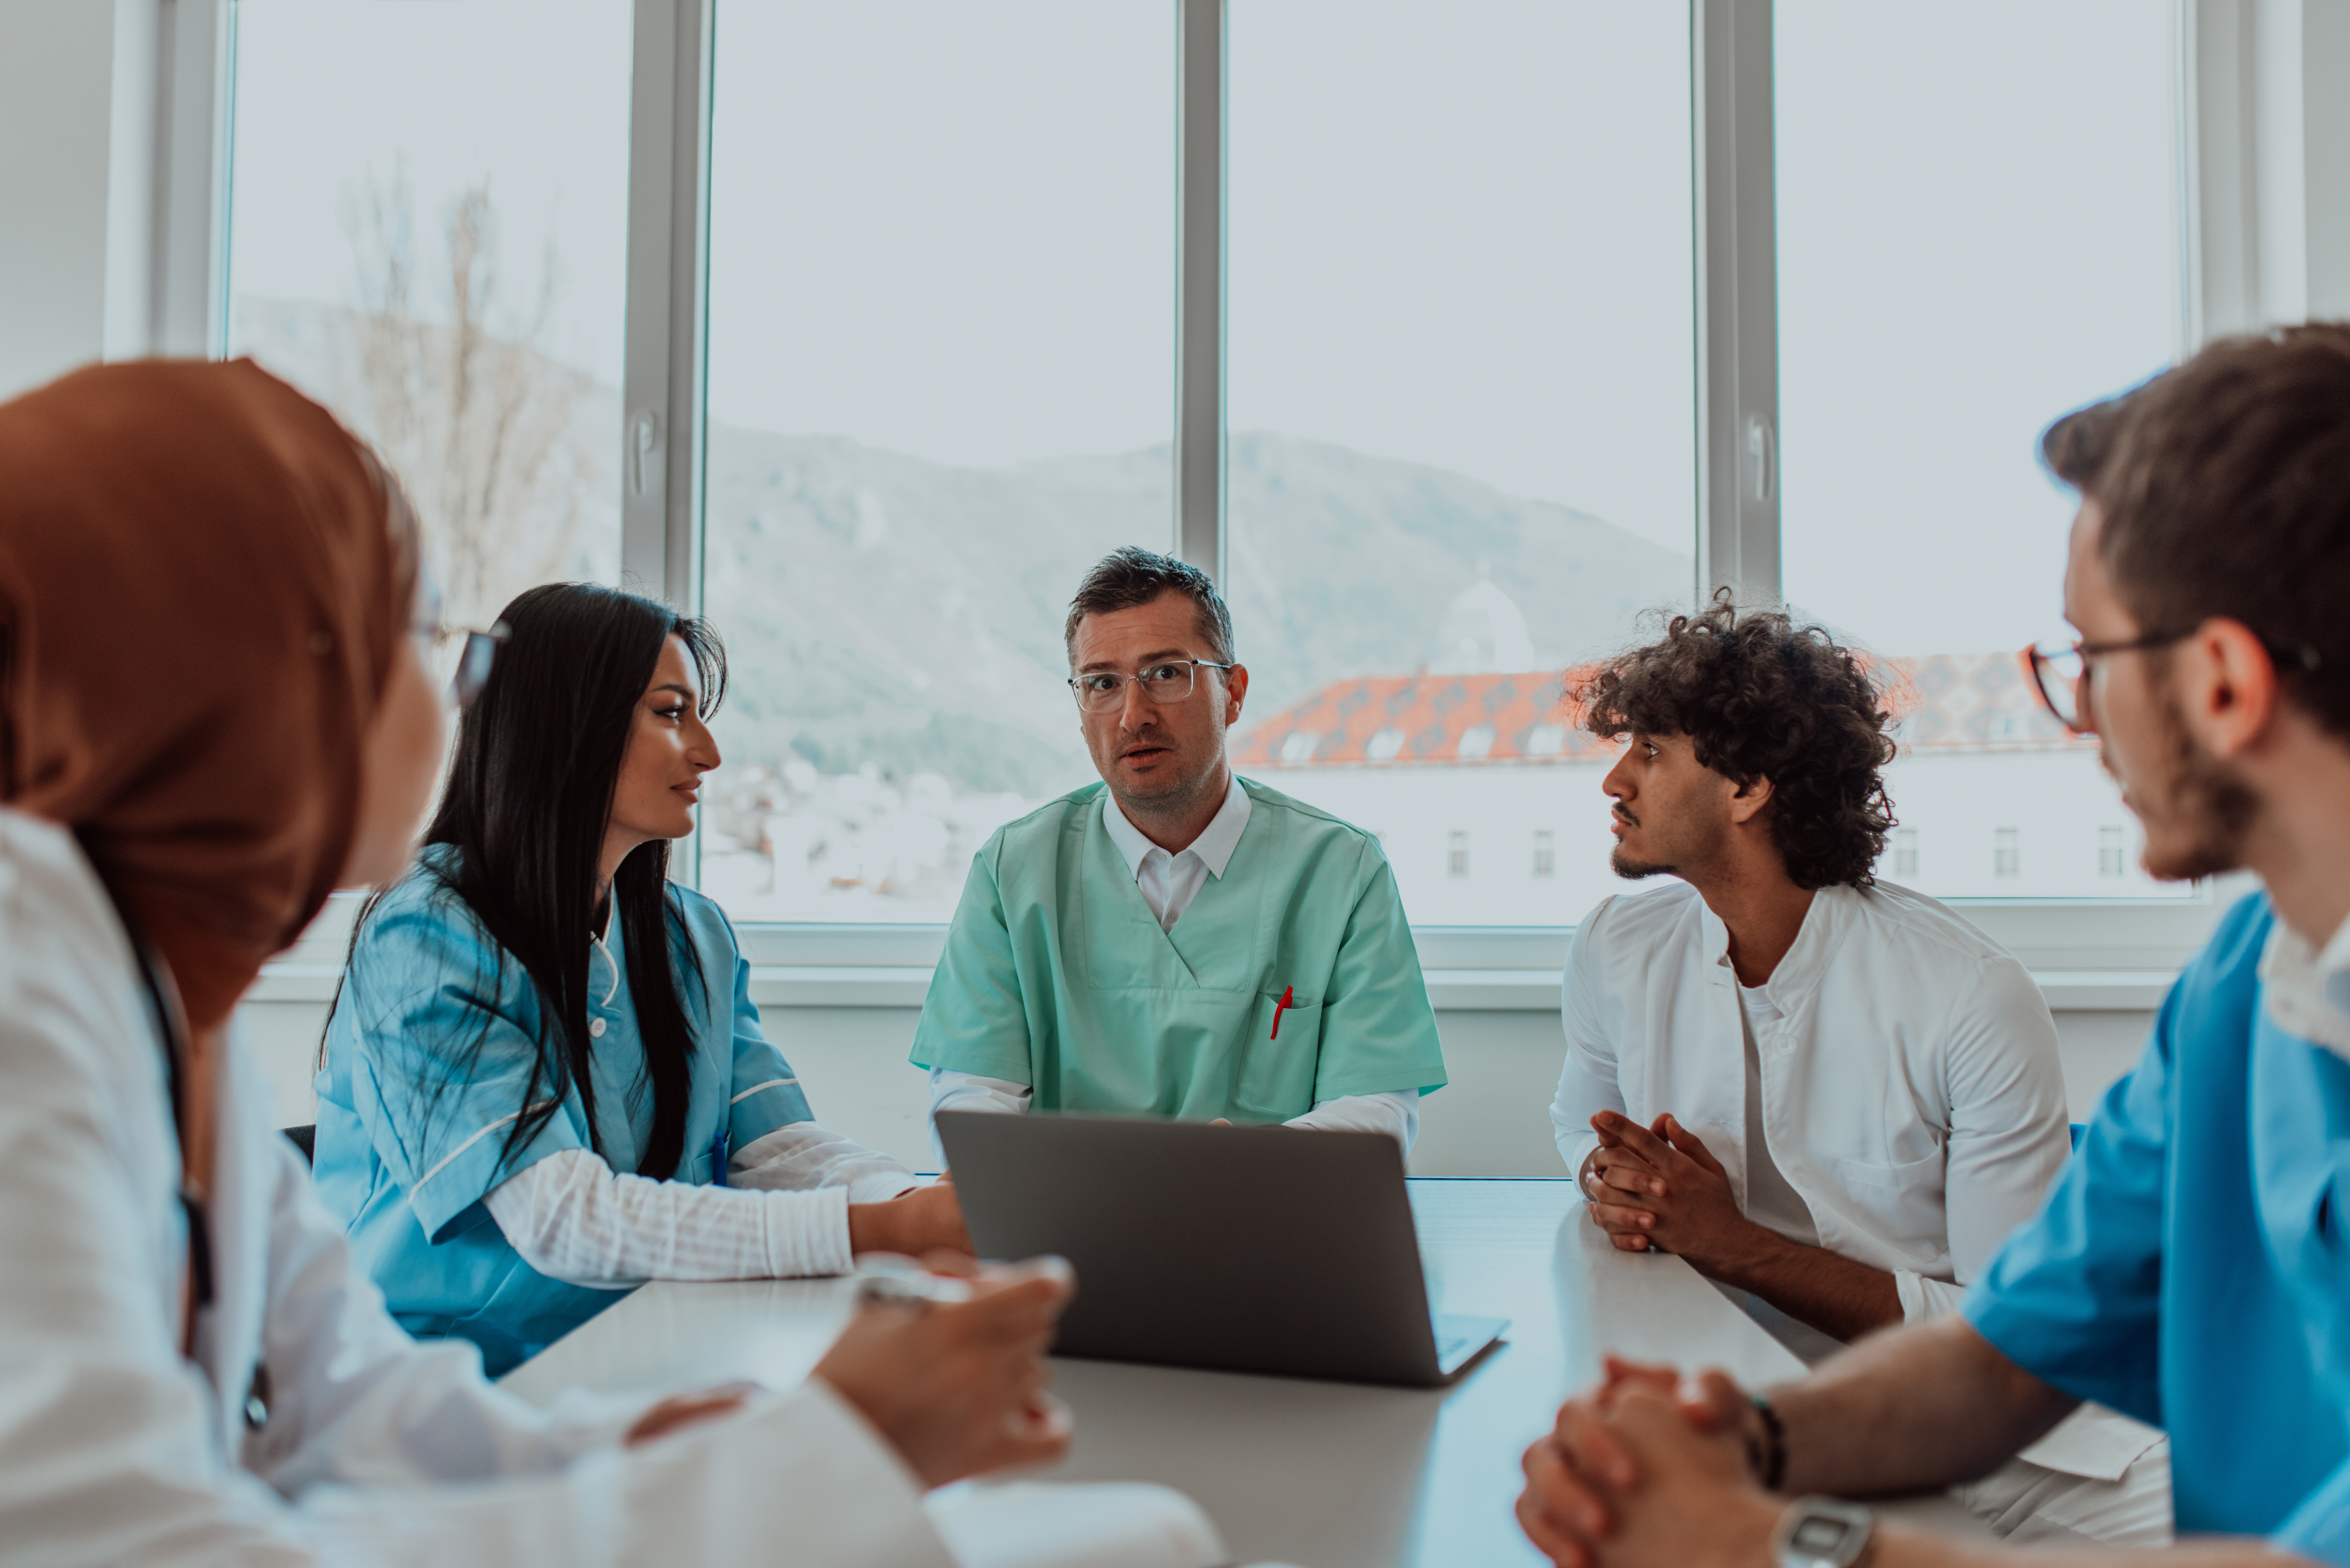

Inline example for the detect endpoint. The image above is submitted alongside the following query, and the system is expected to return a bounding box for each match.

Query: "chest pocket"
[1233,991,1322,1121]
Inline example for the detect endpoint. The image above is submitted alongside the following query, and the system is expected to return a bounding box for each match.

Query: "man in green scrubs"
[914,547,1448,1147]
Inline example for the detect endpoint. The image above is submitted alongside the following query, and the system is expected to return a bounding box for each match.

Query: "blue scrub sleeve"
[721,942,816,1146]
[909,848,1035,1082]
[1962,984,2177,1428]
[1310,853,1449,1103]
[341,898,588,1242]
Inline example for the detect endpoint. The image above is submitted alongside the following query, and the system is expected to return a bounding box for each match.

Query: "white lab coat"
[0,808,956,1568]
[1548,878,2167,1493]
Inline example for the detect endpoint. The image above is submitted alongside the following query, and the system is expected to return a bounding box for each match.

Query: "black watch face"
[1792,1517,1853,1555]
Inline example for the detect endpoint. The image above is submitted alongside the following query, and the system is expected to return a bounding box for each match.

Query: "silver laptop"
[935,1111,1506,1387]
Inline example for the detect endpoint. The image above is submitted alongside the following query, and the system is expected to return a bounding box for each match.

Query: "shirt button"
[588,1018,606,1038]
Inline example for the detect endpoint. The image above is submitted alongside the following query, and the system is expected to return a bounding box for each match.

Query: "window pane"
[225,0,632,631]
[1777,0,2185,898]
[1224,0,1696,926]
[700,1,1174,923]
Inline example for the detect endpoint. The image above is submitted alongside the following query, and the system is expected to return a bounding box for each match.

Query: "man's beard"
[1610,846,1673,880]
[2124,684,2259,882]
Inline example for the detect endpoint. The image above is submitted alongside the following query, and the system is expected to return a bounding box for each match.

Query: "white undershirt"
[1734,981,1817,1248]
[928,775,1419,1153]
[481,1123,917,1287]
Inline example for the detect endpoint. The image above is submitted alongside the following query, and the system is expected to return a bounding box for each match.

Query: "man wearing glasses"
[1516,325,2350,1568]
[911,546,1447,1153]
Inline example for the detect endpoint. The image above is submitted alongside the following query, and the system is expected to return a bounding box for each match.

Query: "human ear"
[1725,770,1774,827]
[1224,663,1248,724]
[2182,617,2281,761]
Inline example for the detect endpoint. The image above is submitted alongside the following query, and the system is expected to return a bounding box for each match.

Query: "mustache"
[1611,804,1640,827]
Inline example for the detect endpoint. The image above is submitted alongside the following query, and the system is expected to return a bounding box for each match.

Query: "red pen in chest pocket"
[1270,984,1295,1040]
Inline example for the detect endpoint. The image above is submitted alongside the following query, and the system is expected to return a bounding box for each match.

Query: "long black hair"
[361,582,728,1181]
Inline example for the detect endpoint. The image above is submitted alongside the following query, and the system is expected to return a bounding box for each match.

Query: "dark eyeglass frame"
[1067,658,1236,714]
[2022,627,2323,735]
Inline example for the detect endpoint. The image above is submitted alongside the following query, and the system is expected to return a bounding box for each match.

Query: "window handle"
[629,410,662,498]
[1744,412,1776,504]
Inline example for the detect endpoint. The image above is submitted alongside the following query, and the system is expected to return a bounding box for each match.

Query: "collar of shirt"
[1700,883,1848,1012]
[1101,773,1252,881]
[2259,909,2350,1058]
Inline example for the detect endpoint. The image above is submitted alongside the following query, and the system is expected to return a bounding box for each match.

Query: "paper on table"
[926,1481,1232,1568]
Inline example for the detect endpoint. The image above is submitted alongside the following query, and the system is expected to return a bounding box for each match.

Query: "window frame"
[186,0,2258,999]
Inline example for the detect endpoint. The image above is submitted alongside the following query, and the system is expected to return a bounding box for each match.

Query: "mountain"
[235,296,1694,805]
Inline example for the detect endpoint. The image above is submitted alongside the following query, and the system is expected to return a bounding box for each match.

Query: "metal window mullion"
[152,0,234,360]
[1174,0,1226,582]
[621,0,713,614]
[1692,0,1780,608]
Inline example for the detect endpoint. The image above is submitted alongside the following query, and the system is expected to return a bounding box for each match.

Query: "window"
[696,0,1176,922]
[2100,826,2128,879]
[1222,0,1694,927]
[1532,830,1556,880]
[1892,827,1919,881]
[1778,0,2188,902]
[223,0,633,634]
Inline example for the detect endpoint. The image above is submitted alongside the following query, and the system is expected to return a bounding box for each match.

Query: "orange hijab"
[0,360,416,1028]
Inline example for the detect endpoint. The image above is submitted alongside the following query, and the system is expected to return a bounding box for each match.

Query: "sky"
[226,0,2182,653]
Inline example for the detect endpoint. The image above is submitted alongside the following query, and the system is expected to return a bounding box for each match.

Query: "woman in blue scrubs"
[313,583,967,1374]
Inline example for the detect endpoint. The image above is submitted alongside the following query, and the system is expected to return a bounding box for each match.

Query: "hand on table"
[624,1381,762,1447]
[814,1255,1076,1488]
[848,1176,972,1258]
[1582,1112,1769,1275]
[1518,1357,1772,1568]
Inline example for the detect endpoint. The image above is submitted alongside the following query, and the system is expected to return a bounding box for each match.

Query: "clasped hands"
[1581,1110,1771,1276]
[1518,1356,1783,1568]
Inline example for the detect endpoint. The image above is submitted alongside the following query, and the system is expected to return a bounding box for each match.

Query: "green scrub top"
[910,776,1447,1122]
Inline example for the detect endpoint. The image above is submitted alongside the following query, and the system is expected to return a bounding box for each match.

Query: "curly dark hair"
[1574,592,1898,890]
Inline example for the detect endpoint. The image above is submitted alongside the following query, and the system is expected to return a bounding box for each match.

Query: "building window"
[1993,827,2020,879]
[1448,831,1470,879]
[1891,827,1918,880]
[1533,830,1556,879]
[2099,825,2126,878]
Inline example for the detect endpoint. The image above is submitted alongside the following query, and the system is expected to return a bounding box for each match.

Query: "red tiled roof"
[1233,653,2093,769]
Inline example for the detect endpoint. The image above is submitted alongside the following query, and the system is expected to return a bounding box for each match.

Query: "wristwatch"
[1770,1497,1875,1568]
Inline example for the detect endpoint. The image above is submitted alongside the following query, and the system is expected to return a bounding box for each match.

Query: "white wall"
[237,993,2156,1178]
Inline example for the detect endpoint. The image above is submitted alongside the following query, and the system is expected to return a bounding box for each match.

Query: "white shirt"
[1549,877,2163,1483]
[929,775,1419,1152]
[2261,911,2350,1056]
[0,808,958,1567]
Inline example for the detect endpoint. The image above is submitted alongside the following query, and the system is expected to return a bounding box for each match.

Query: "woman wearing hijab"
[0,360,1073,1565]
[314,582,967,1374]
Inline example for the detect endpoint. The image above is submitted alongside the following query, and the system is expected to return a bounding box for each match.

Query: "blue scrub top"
[1965,893,2350,1558]
[312,848,815,1376]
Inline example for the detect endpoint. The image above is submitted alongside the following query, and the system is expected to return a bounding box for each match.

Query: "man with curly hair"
[1547,593,2169,1546]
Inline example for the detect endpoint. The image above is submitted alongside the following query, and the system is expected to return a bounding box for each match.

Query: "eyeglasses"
[2023,626,2324,735]
[2020,633,2187,735]
[1068,659,1234,714]
[411,607,510,710]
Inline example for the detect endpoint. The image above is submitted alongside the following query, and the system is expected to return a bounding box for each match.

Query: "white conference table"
[502,1178,1985,1567]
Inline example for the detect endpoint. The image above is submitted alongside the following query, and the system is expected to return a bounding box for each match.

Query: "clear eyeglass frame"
[1067,659,1235,714]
